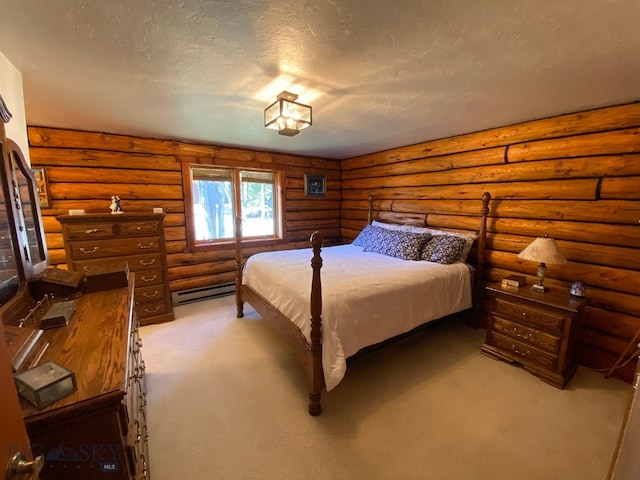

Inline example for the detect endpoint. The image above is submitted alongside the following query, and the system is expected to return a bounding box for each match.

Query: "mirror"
[7,140,47,278]
[0,172,19,305]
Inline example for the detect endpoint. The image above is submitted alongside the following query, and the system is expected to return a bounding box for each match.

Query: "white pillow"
[371,220,412,232]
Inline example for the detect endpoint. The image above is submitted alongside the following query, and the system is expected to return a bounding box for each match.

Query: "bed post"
[308,231,324,416]
[472,192,491,327]
[234,216,244,318]
[367,195,373,224]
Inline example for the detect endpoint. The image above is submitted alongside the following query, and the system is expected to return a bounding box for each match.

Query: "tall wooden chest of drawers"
[58,213,174,326]
[481,283,588,388]
[24,276,150,480]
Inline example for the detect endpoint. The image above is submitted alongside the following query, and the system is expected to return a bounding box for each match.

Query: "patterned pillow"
[361,228,432,261]
[421,235,466,264]
[352,224,380,247]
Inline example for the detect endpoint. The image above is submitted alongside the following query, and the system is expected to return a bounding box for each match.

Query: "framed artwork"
[32,167,50,208]
[304,174,326,197]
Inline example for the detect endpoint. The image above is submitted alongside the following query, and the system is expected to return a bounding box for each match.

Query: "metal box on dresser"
[481,283,588,388]
[57,212,174,325]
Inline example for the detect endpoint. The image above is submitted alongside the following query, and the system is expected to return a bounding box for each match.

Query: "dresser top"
[487,283,588,313]
[57,212,164,223]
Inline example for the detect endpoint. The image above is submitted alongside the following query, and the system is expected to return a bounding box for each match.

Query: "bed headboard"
[366,192,492,326]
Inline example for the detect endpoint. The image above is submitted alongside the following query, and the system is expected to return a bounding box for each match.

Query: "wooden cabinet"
[481,283,588,388]
[23,275,150,480]
[58,213,174,326]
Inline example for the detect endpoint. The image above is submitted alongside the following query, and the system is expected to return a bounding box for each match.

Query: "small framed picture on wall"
[32,167,50,208]
[304,174,326,197]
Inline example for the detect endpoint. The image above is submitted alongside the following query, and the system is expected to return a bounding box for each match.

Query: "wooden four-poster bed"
[234,192,491,415]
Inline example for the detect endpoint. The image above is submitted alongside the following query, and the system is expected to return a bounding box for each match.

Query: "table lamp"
[517,236,566,292]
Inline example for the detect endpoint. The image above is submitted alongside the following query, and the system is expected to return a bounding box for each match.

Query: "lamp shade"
[517,237,566,265]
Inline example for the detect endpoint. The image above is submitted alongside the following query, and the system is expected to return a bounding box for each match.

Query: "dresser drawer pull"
[512,327,533,340]
[511,344,531,357]
[144,305,161,313]
[79,246,99,254]
[141,274,157,282]
[85,228,99,234]
[522,312,527,317]
[140,258,156,267]
[143,290,159,299]
[137,242,155,249]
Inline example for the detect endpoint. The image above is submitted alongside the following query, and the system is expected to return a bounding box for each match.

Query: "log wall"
[28,127,341,294]
[340,102,640,383]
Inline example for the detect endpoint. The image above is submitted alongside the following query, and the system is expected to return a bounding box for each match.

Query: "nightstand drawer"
[490,332,558,370]
[494,297,567,333]
[493,316,561,354]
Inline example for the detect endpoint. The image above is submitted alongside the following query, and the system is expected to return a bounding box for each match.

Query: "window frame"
[181,159,287,252]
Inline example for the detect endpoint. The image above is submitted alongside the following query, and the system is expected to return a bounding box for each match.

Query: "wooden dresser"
[23,275,150,480]
[58,213,174,326]
[481,283,588,388]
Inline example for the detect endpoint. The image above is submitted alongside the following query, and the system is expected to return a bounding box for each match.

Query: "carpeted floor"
[141,295,631,480]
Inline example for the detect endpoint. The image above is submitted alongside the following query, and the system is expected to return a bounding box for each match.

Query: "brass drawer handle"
[512,327,533,340]
[511,344,531,357]
[140,258,156,266]
[144,305,161,313]
[85,228,99,234]
[143,290,159,299]
[79,246,99,254]
[137,242,155,249]
[141,274,157,282]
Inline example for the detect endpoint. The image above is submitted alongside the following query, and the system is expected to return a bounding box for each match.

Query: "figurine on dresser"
[110,195,123,214]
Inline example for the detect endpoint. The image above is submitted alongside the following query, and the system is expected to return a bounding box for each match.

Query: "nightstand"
[481,283,588,388]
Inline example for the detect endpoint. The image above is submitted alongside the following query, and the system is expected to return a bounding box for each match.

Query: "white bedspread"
[243,244,472,391]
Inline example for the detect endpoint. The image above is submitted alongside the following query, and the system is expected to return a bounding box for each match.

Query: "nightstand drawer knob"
[522,312,527,317]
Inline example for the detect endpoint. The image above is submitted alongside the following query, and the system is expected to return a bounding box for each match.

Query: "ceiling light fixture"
[264,91,312,137]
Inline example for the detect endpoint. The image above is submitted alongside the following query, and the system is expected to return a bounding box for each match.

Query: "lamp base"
[531,283,547,293]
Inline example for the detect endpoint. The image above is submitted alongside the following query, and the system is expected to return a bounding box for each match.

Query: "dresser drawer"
[494,297,567,334]
[135,284,166,304]
[492,316,561,354]
[137,299,169,319]
[120,222,161,237]
[69,237,161,260]
[136,269,165,287]
[65,222,116,240]
[77,253,165,274]
[490,331,558,370]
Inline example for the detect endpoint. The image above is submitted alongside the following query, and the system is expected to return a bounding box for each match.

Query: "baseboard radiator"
[171,282,236,306]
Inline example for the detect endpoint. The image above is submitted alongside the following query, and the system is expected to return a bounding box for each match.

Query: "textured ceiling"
[1,0,639,159]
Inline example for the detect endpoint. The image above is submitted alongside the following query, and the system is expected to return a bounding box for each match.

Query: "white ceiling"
[1,1,639,160]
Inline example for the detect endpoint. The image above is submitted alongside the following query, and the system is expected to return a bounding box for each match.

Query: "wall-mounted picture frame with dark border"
[32,167,50,208]
[304,174,326,197]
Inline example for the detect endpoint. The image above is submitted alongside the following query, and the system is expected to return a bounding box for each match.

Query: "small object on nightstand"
[570,280,586,298]
[501,275,527,288]
[14,361,77,409]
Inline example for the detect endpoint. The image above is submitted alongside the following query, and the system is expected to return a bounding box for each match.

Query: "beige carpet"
[141,295,631,480]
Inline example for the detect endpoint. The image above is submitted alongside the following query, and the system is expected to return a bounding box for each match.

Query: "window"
[185,164,284,247]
